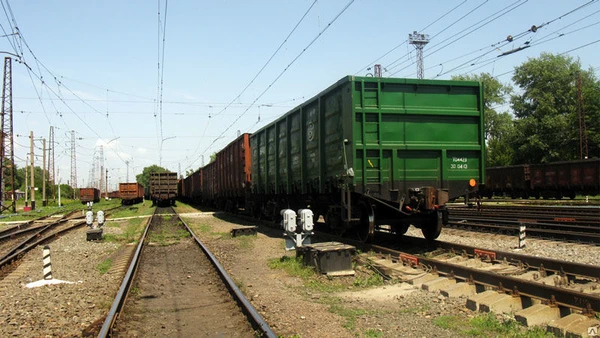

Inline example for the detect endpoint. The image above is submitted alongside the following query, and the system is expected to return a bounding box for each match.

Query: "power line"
[212,0,317,119]
[354,0,468,75]
[186,0,355,171]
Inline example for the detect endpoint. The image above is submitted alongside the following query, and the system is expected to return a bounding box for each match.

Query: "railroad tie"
[43,245,52,280]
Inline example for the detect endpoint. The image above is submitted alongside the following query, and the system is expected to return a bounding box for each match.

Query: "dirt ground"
[179,211,469,338]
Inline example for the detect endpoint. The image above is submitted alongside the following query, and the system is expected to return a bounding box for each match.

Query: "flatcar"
[118,182,144,205]
[149,172,178,206]
[181,76,485,241]
[483,158,600,199]
[79,187,100,204]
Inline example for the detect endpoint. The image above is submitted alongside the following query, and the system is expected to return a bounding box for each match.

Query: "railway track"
[446,205,600,244]
[310,227,599,332]
[0,207,121,274]
[99,206,275,337]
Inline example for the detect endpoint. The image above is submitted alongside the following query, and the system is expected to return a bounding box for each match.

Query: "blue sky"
[3,0,598,190]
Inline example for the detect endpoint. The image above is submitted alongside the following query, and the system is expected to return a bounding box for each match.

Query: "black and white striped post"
[518,223,527,248]
[43,245,52,280]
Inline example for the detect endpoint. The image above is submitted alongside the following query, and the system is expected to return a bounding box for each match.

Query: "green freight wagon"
[250,76,484,241]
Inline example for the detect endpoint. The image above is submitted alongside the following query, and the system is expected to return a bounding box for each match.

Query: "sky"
[2,0,598,191]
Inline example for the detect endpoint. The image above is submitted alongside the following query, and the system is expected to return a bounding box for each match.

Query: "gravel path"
[1,212,597,337]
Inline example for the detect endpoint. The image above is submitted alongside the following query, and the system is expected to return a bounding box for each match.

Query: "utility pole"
[43,138,47,206]
[0,56,16,213]
[577,72,589,159]
[126,160,130,182]
[24,155,28,207]
[99,145,104,192]
[70,130,77,199]
[105,168,108,198]
[409,31,430,79]
[48,126,55,201]
[30,131,35,210]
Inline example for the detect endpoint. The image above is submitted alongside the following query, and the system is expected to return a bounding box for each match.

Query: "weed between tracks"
[97,258,113,274]
[434,313,552,337]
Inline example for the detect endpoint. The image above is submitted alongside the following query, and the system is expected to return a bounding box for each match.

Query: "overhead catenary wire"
[186,0,355,171]
[186,0,319,168]
[353,0,469,75]
[389,0,528,77]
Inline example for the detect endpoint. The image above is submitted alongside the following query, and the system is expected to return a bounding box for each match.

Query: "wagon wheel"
[421,210,443,241]
[356,201,375,243]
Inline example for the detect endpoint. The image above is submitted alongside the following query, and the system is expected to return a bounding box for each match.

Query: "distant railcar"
[80,187,100,204]
[483,158,600,199]
[118,182,144,205]
[107,191,120,199]
[149,172,178,206]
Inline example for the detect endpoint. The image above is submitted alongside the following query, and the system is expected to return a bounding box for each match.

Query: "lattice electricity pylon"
[0,57,16,214]
[409,31,430,79]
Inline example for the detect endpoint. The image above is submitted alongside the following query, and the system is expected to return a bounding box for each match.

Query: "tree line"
[453,52,599,166]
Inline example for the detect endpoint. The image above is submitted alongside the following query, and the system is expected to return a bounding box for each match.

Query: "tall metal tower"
[88,149,96,188]
[70,130,77,193]
[409,31,430,79]
[98,145,104,192]
[374,64,382,78]
[48,126,55,184]
[0,57,16,213]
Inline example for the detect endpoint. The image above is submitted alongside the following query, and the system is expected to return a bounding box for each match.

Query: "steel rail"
[366,243,600,312]
[99,208,276,338]
[98,214,153,337]
[0,220,87,268]
[178,213,277,338]
[0,206,124,270]
[402,236,600,279]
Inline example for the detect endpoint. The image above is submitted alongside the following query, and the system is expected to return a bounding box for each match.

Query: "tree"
[510,53,599,163]
[452,73,514,166]
[135,165,168,188]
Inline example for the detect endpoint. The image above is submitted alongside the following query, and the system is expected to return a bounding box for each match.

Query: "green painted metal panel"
[277,119,288,192]
[250,75,484,201]
[289,110,302,186]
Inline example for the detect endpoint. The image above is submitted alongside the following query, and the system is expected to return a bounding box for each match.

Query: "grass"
[363,328,384,338]
[434,313,554,337]
[103,217,147,244]
[96,258,113,274]
[234,234,256,249]
[268,256,315,280]
[148,226,190,245]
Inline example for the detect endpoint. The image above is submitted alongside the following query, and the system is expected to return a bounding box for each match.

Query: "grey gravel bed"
[0,223,125,337]
[406,226,600,266]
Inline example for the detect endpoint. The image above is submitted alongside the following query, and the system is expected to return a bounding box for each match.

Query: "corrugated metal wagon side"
[80,187,101,204]
[250,76,484,241]
[149,172,178,206]
[119,182,144,205]
[214,133,252,211]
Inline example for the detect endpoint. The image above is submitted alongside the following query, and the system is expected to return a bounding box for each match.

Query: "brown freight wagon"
[107,191,120,199]
[119,182,144,205]
[149,172,178,206]
[484,165,530,198]
[80,187,100,204]
[201,161,216,207]
[213,133,251,211]
[530,159,600,199]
